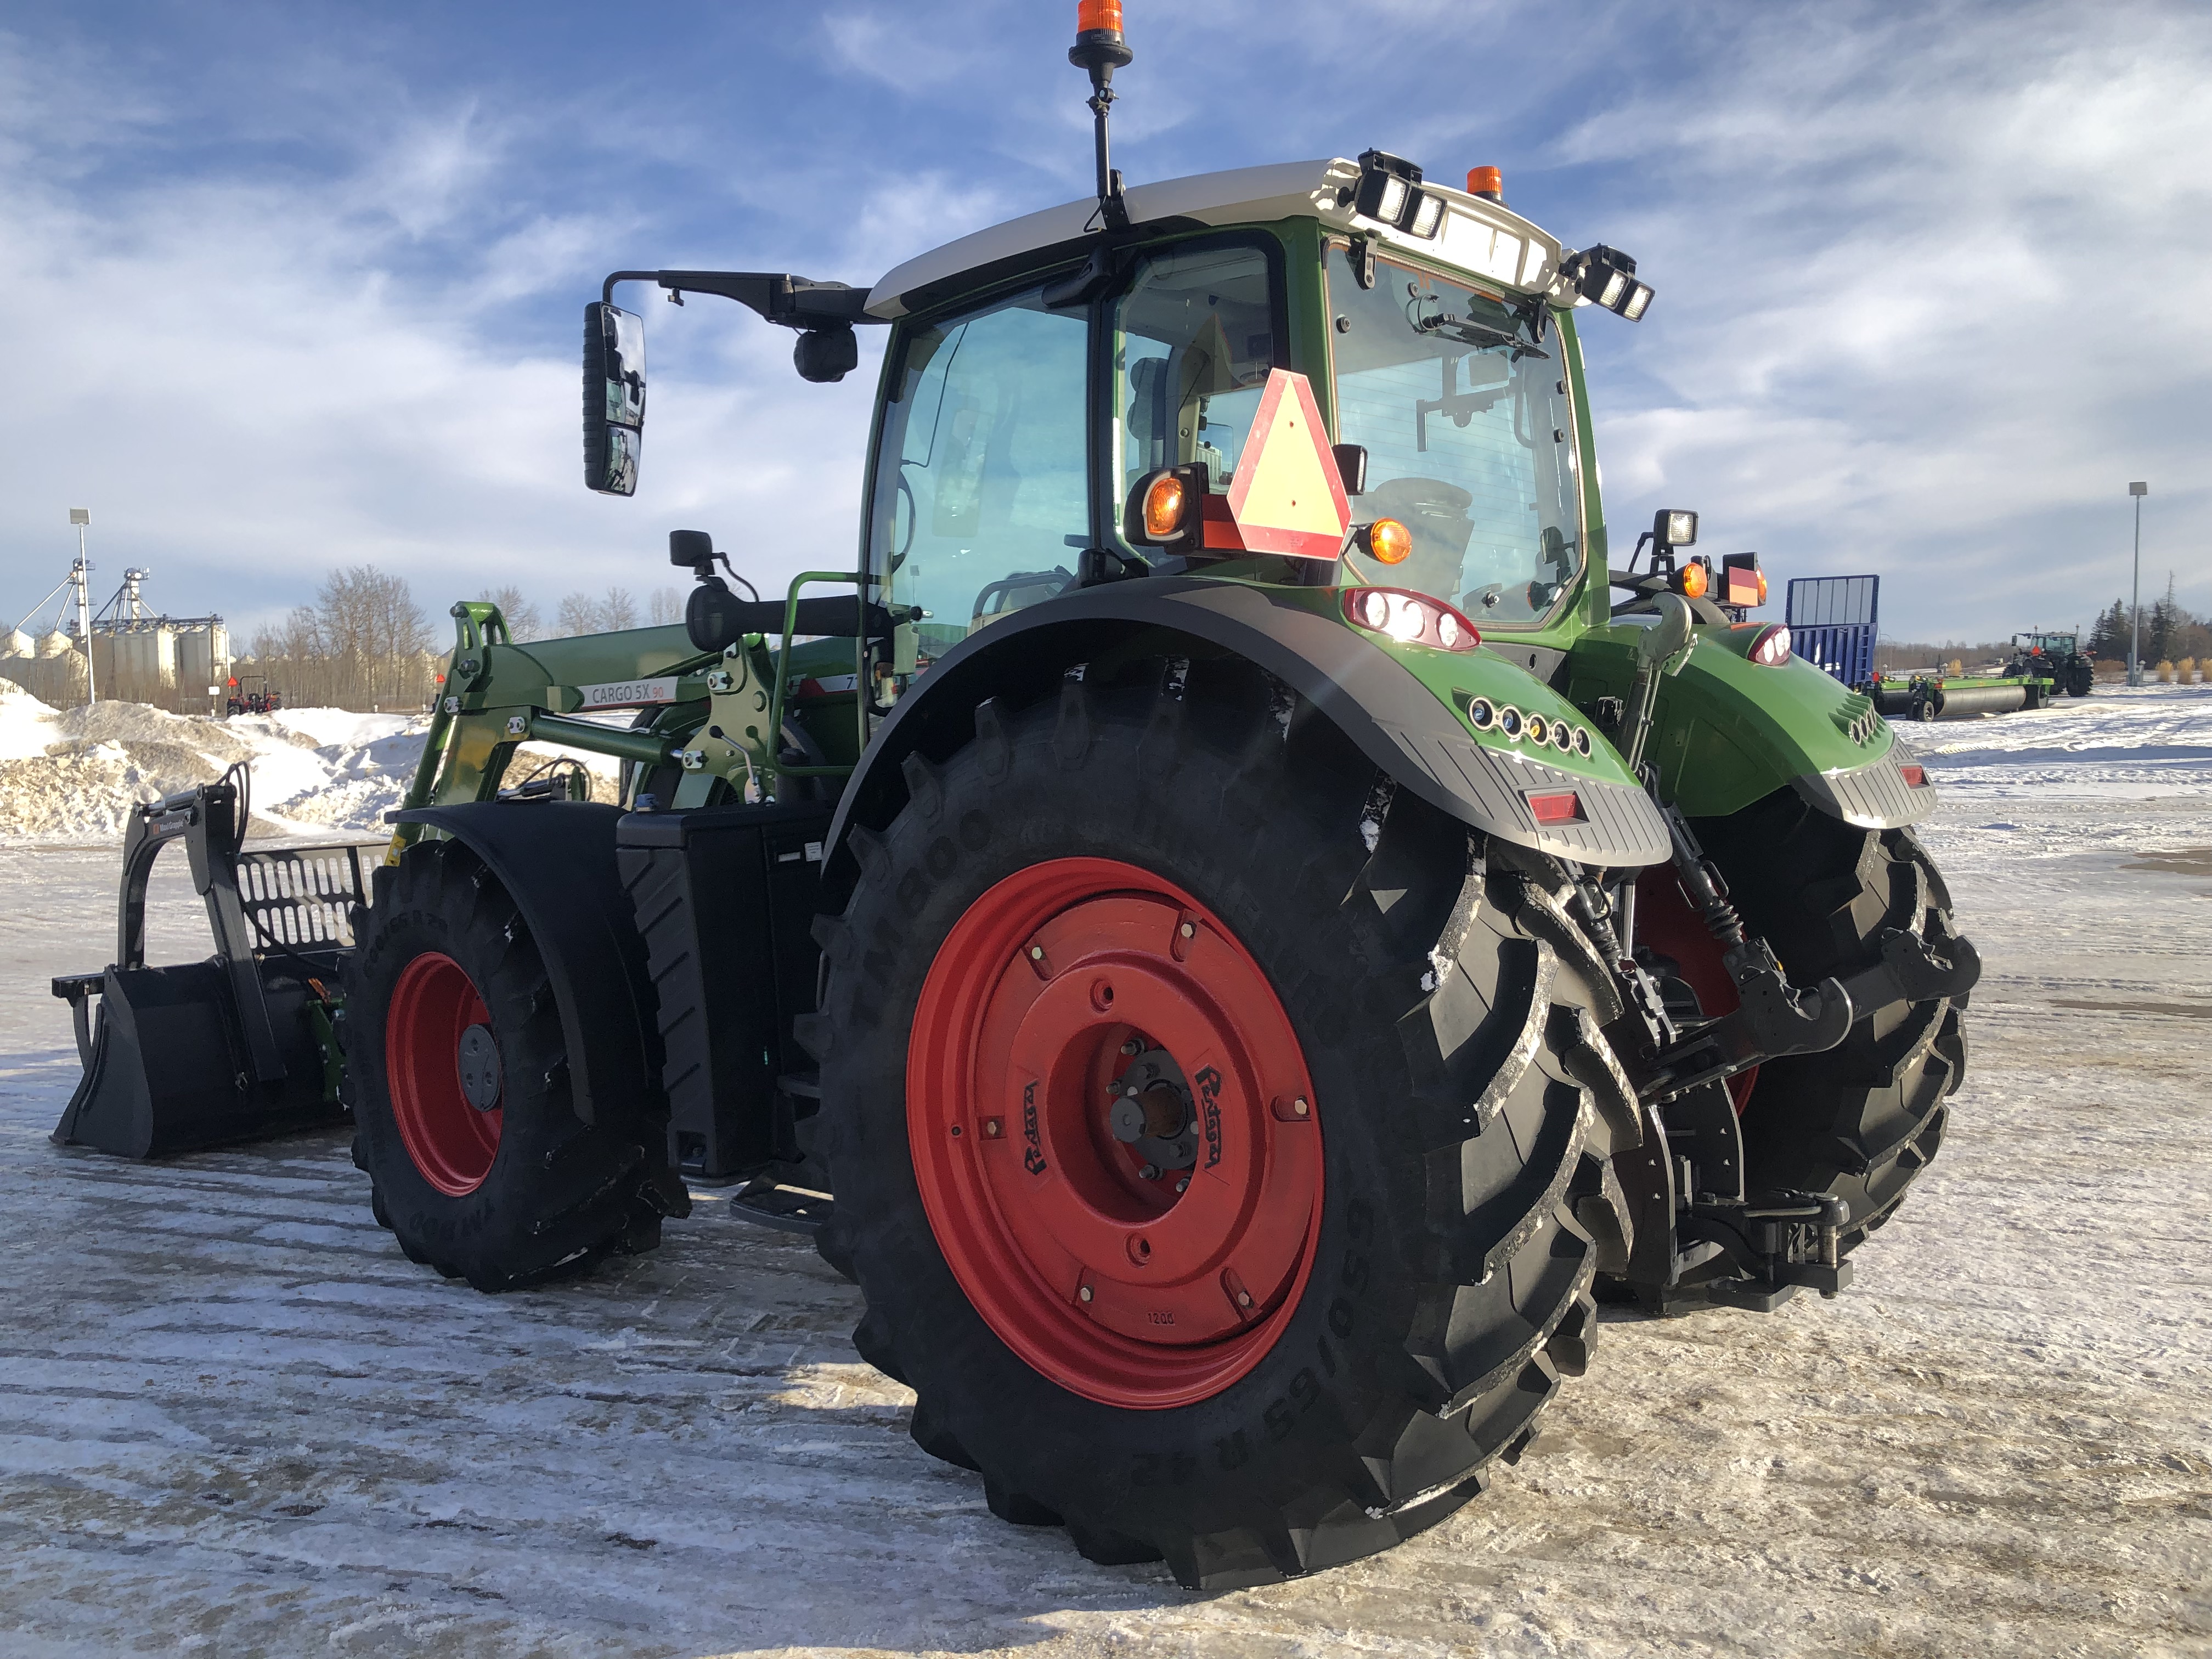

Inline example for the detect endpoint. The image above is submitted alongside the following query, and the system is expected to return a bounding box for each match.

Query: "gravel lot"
[2,692,2208,1658]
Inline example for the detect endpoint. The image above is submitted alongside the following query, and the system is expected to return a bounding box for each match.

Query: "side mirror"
[584,302,646,495]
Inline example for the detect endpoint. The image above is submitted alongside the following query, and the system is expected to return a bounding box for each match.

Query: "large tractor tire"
[346,840,675,1290]
[808,665,1639,1589]
[1689,790,1968,1262]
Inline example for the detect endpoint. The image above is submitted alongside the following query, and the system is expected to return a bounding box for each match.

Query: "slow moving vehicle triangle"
[1224,369,1351,561]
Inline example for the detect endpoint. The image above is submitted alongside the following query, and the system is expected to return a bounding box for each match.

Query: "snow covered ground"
[1,687,2208,1657]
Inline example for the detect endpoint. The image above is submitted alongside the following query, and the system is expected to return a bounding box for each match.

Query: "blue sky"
[3,0,2207,648]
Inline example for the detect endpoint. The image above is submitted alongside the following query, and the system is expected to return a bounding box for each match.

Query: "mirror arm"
[601,269,662,306]
[602,269,888,331]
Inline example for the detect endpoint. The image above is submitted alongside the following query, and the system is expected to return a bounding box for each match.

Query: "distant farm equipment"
[1786,574,2084,720]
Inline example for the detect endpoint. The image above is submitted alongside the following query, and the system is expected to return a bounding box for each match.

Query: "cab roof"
[864,157,1567,321]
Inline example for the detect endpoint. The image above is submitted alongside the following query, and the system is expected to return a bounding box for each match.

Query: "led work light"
[1352,150,1445,241]
[1564,244,1654,321]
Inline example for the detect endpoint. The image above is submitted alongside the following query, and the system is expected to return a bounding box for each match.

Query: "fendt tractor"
[2007,631,2098,698]
[52,7,1978,1589]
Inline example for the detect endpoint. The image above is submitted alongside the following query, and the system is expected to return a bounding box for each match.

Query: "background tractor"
[53,3,1976,1590]
[2006,630,2097,697]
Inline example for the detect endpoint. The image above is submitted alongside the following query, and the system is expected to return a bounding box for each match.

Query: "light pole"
[69,507,95,703]
[2126,482,2148,687]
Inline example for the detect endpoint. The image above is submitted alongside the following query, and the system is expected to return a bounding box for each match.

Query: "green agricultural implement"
[52,7,1978,1589]
[1874,667,2055,720]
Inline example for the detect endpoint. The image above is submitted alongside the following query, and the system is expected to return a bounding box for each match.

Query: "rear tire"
[1694,791,1968,1259]
[347,840,674,1291]
[809,665,1639,1588]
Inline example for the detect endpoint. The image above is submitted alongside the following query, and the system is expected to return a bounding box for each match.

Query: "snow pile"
[0,689,621,843]
[1912,681,2212,800]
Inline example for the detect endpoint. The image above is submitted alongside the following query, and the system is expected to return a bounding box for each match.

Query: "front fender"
[823,578,1669,887]
[1567,623,1936,827]
[391,802,663,1132]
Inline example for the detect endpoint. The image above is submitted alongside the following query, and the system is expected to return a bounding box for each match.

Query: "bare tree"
[647,586,684,626]
[484,584,541,641]
[556,591,600,636]
[232,565,438,710]
[601,587,639,631]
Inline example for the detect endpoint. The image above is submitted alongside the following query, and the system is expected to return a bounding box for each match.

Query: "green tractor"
[53,7,1976,1589]
[2007,630,2097,697]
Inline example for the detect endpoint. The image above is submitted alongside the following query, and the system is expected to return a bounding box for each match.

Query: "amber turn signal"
[1364,517,1413,566]
[1675,560,1709,600]
[1124,463,1207,553]
[1143,473,1186,539]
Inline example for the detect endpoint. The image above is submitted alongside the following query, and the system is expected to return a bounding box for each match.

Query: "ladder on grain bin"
[1786,575,1879,690]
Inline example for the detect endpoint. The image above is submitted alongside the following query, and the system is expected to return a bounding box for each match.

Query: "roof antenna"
[1070,2,1133,230]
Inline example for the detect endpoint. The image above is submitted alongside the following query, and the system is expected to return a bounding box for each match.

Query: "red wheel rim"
[386,951,502,1196]
[908,857,1323,1410]
[1635,868,1758,1112]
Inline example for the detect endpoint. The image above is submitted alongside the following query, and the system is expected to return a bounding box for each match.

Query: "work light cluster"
[1463,695,1594,758]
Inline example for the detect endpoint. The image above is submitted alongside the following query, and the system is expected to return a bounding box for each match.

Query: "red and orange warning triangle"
[1203,370,1352,561]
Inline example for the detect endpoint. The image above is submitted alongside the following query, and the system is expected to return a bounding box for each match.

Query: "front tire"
[809,667,1638,1588]
[347,840,674,1290]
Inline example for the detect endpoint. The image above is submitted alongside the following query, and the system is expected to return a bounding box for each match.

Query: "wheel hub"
[386,951,502,1197]
[908,857,1323,1410]
[1105,1045,1198,1172]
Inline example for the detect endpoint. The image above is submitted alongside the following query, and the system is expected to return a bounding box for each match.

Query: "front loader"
[55,3,1978,1590]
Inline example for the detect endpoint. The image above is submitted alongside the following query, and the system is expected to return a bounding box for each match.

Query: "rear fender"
[821,578,1669,897]
[1567,622,1936,828]
[391,802,662,1132]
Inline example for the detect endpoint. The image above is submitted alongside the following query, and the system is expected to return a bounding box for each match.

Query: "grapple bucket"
[51,768,371,1158]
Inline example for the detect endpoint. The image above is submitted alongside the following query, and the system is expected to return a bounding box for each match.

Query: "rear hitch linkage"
[1609,594,1979,1107]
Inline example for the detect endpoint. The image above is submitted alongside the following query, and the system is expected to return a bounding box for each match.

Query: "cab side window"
[871,287,1090,662]
[1110,244,1277,558]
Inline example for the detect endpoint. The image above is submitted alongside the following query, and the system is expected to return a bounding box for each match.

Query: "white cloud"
[1551,0,2212,634]
[0,37,878,645]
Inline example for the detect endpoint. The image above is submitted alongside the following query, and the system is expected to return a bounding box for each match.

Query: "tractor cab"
[583,149,1645,708]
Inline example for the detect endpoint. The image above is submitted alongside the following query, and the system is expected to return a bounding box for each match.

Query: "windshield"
[1330,249,1582,626]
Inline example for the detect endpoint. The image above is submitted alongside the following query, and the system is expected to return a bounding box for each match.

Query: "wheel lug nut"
[1078,1285,1094,1302]
[1175,1176,1189,1193]
[1139,1164,1159,1181]
[1121,1039,1142,1057]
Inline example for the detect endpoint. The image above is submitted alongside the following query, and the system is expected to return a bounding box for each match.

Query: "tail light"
[1342,588,1481,652]
[1748,624,1792,666]
[1526,791,1585,825]
[1721,551,1765,608]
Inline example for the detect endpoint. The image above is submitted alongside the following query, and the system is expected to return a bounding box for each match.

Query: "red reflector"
[1526,791,1584,825]
[1900,765,1927,787]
